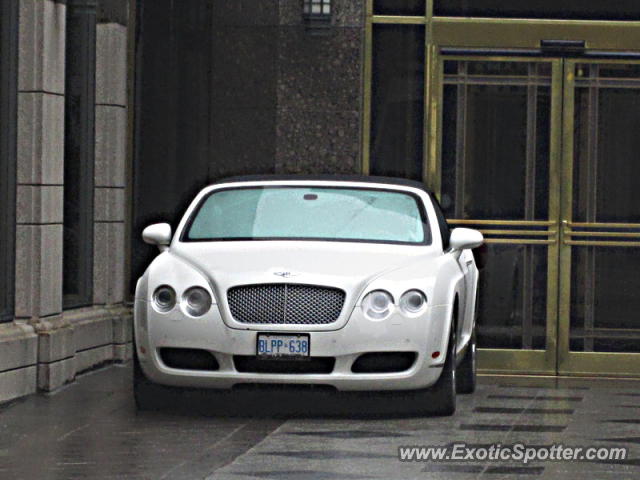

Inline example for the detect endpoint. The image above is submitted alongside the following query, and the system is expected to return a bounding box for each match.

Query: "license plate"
[257,334,310,358]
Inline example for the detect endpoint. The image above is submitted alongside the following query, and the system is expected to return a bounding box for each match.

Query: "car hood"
[170,240,438,296]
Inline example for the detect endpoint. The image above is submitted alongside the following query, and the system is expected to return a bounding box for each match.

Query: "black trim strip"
[37,355,75,366]
[0,363,37,375]
[17,90,65,97]
[75,343,112,354]
[0,0,17,323]
[63,0,97,310]
[17,222,64,226]
[95,102,126,108]
[214,174,433,193]
[441,47,640,60]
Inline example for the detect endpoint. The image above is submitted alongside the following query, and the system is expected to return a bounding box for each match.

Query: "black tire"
[427,322,457,416]
[133,350,175,411]
[456,328,477,394]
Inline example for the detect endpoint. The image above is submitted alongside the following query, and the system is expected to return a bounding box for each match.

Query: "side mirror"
[142,223,172,251]
[450,228,484,251]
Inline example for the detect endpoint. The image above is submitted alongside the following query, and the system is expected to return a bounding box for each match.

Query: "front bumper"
[134,300,452,392]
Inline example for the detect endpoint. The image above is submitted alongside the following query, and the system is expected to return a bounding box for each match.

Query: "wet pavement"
[1,365,640,479]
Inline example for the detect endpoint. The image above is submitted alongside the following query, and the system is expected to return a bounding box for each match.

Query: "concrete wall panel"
[18,0,66,94]
[95,23,127,106]
[17,92,64,185]
[94,105,126,187]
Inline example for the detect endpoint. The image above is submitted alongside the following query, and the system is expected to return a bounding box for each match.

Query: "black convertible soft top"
[214,174,433,195]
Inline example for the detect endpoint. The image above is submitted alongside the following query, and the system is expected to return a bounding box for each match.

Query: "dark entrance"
[131,0,277,288]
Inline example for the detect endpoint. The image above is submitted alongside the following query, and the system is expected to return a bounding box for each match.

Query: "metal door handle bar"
[566,221,640,229]
[449,219,555,226]
[449,220,557,245]
[562,220,640,247]
[478,229,556,236]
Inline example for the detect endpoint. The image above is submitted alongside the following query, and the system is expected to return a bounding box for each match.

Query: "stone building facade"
[4,0,640,403]
[0,0,366,404]
[0,0,131,403]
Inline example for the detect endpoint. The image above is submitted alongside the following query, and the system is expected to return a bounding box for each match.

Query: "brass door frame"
[362,0,434,177]
[428,20,640,377]
[431,17,640,52]
[430,55,563,375]
[427,17,640,193]
[363,7,640,184]
[558,58,640,377]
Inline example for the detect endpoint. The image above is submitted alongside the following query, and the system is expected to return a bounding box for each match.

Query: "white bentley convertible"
[133,176,483,415]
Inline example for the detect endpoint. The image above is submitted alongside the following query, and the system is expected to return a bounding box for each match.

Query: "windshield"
[183,186,430,244]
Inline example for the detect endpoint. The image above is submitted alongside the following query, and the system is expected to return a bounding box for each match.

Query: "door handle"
[560,220,570,245]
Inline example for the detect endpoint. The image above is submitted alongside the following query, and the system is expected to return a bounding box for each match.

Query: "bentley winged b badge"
[273,271,297,278]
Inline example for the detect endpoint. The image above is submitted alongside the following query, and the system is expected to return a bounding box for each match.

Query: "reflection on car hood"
[170,240,438,294]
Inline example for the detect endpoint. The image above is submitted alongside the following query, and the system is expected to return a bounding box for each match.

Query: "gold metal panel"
[559,352,640,377]
[361,0,373,175]
[543,59,564,375]
[449,219,555,227]
[565,231,640,238]
[372,15,426,24]
[556,59,576,378]
[422,0,434,188]
[478,230,557,237]
[426,44,442,196]
[558,58,640,377]
[478,349,555,375]
[433,17,640,51]
[484,239,555,245]
[565,240,640,248]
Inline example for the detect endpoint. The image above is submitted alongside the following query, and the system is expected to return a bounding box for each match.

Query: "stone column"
[16,0,76,391]
[94,2,130,362]
[275,0,364,174]
[0,0,39,404]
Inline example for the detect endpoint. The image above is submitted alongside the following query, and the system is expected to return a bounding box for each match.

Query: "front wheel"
[426,323,457,416]
[456,328,477,394]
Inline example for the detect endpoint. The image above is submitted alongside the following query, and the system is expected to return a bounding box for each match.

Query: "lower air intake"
[233,356,335,374]
[351,352,417,373]
[159,348,219,371]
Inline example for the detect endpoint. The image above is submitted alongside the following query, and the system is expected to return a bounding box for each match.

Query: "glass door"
[559,60,640,376]
[433,56,640,376]
[426,18,640,376]
[432,57,563,374]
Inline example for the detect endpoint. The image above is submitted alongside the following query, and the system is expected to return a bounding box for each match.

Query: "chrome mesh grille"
[227,284,345,325]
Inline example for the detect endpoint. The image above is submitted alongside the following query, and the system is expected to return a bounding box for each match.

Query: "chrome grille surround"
[227,284,346,325]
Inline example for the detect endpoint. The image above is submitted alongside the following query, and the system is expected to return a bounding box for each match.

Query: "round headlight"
[399,289,427,316]
[362,290,394,320]
[152,285,176,312]
[182,287,212,317]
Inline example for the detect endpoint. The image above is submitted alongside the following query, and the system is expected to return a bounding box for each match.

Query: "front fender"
[430,252,466,308]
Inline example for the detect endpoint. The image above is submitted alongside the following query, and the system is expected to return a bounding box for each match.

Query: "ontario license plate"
[257,334,310,358]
